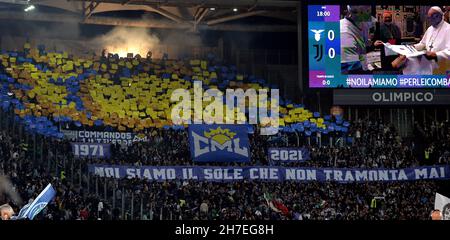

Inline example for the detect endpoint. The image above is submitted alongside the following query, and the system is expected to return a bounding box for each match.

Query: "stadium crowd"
[0,47,448,220]
[0,115,448,220]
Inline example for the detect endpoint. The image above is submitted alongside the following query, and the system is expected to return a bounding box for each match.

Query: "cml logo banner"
[188,124,250,163]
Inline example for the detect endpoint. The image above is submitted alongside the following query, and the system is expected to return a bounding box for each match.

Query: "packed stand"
[0,45,448,220]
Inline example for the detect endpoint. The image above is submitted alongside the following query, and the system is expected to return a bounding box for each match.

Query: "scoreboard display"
[307,5,450,88]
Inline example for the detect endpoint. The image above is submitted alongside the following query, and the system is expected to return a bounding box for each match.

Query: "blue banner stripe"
[88,164,450,182]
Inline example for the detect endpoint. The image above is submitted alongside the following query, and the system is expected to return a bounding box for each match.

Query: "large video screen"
[308,5,450,88]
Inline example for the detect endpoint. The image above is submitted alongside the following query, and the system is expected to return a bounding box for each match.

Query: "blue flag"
[17,203,31,219]
[17,184,56,220]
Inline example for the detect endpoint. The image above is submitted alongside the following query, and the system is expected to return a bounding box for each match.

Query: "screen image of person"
[443,203,450,220]
[377,11,402,44]
[340,5,373,74]
[392,6,450,75]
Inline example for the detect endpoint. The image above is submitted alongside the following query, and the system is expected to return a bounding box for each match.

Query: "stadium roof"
[0,0,298,32]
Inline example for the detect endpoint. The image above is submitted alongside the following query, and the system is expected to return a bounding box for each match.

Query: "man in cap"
[393,6,449,74]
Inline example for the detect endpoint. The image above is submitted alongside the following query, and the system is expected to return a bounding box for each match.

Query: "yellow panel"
[200,61,207,69]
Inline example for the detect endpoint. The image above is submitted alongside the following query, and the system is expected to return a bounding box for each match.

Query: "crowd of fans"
[36,179,439,220]
[1,112,449,220]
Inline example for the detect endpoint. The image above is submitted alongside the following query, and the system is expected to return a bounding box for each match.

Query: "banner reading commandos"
[88,164,450,182]
[62,130,148,145]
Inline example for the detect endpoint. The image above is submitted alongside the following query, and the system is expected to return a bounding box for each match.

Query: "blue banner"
[71,142,111,158]
[17,184,56,220]
[188,125,250,162]
[88,164,450,183]
[268,148,310,164]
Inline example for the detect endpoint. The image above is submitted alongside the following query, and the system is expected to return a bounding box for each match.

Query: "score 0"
[327,30,335,58]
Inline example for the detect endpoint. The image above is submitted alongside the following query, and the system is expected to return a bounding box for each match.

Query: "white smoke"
[91,27,161,58]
